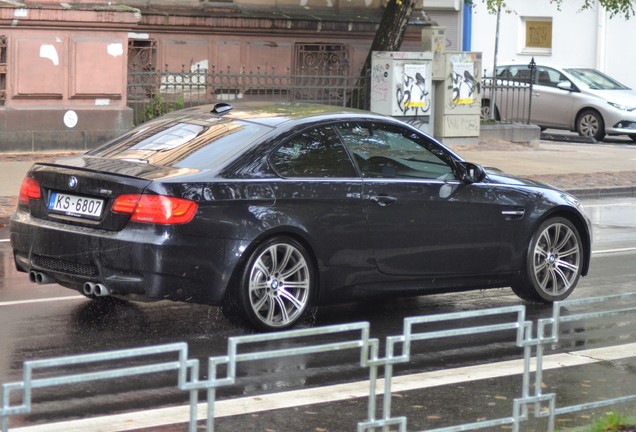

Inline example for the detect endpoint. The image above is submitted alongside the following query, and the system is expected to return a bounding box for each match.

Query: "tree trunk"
[353,0,417,109]
[364,0,417,74]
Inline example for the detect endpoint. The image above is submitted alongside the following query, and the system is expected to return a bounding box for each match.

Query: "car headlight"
[608,101,636,112]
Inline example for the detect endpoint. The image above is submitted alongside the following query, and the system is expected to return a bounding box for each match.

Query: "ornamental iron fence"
[127,65,370,125]
[481,75,534,125]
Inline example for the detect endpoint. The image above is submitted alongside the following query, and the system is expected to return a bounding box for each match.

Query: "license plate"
[48,192,104,219]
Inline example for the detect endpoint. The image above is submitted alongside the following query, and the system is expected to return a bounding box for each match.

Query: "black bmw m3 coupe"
[10,102,592,330]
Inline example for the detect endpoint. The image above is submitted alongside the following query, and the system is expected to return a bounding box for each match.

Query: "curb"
[540,133,597,144]
[565,185,636,199]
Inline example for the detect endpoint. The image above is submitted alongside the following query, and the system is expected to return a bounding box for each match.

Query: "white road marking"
[593,247,636,254]
[0,296,84,307]
[585,202,636,208]
[11,343,636,432]
[0,238,9,243]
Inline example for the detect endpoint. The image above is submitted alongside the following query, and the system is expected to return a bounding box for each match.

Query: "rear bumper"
[10,212,239,305]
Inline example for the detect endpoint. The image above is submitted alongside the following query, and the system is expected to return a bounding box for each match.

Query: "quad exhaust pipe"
[83,282,111,297]
[28,271,55,285]
[27,271,111,296]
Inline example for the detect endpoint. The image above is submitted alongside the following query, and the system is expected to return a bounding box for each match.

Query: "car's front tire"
[512,217,583,303]
[233,236,314,331]
[576,109,605,141]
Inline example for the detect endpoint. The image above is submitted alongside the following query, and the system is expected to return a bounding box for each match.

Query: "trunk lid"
[25,156,196,231]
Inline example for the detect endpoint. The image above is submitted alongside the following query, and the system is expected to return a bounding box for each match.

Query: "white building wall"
[470,0,636,89]
[602,12,635,88]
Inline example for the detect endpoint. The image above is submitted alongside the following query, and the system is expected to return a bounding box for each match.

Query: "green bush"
[144,94,184,122]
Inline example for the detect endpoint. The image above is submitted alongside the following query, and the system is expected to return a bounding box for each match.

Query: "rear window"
[88,117,272,169]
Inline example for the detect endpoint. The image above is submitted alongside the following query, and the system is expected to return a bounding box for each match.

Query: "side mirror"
[459,162,486,183]
[557,81,574,91]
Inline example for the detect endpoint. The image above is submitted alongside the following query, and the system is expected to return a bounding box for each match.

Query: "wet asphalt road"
[1,196,636,431]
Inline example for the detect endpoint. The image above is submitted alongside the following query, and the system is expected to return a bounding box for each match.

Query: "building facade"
[470,0,636,89]
[0,0,466,152]
[0,4,135,152]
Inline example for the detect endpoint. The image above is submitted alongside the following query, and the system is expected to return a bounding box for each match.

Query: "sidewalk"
[1,139,635,227]
[0,152,78,226]
[460,139,636,198]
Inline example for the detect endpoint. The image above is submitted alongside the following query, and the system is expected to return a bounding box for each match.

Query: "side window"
[270,126,357,178]
[507,66,532,83]
[496,67,513,79]
[536,67,569,88]
[336,122,456,180]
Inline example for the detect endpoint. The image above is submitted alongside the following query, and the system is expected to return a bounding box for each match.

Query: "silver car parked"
[484,63,636,142]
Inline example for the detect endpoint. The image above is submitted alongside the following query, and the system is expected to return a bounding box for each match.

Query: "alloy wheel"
[532,222,581,297]
[247,242,311,328]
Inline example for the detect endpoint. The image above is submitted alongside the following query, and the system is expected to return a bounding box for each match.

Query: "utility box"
[433,51,482,141]
[370,51,433,134]
[421,26,446,80]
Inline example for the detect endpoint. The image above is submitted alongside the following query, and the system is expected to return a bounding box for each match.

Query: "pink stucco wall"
[7,29,128,108]
[0,1,427,152]
[1,6,139,151]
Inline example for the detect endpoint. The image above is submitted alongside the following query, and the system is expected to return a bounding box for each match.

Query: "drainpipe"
[596,4,607,71]
[463,2,472,51]
[489,2,501,120]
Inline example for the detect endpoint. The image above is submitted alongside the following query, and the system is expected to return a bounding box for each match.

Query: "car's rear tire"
[481,99,500,120]
[232,236,314,331]
[576,109,605,141]
[511,217,583,303]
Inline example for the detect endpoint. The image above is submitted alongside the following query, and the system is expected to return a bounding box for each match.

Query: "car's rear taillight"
[112,194,198,225]
[18,177,41,204]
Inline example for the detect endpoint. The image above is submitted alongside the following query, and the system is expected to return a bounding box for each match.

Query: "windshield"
[565,68,630,90]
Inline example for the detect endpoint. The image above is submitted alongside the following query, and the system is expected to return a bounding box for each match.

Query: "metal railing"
[128,66,534,131]
[532,293,636,429]
[2,292,636,432]
[481,76,533,124]
[127,65,370,125]
[360,305,532,432]
[0,343,199,431]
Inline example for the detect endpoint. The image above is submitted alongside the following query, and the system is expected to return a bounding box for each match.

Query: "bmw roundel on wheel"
[10,102,592,331]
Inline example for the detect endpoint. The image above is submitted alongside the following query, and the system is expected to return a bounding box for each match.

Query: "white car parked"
[484,63,636,142]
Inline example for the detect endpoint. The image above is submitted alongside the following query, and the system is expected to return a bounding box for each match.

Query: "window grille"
[293,43,349,75]
[128,39,158,101]
[128,39,157,73]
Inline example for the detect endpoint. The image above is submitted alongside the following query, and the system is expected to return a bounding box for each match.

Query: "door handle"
[370,195,397,207]
[502,208,525,220]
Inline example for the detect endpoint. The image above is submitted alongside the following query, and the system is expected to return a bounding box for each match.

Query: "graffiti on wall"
[396,63,430,116]
[447,53,481,110]
[371,62,390,102]
[451,62,476,105]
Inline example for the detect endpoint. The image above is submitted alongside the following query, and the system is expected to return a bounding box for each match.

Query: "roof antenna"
[211,103,233,114]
